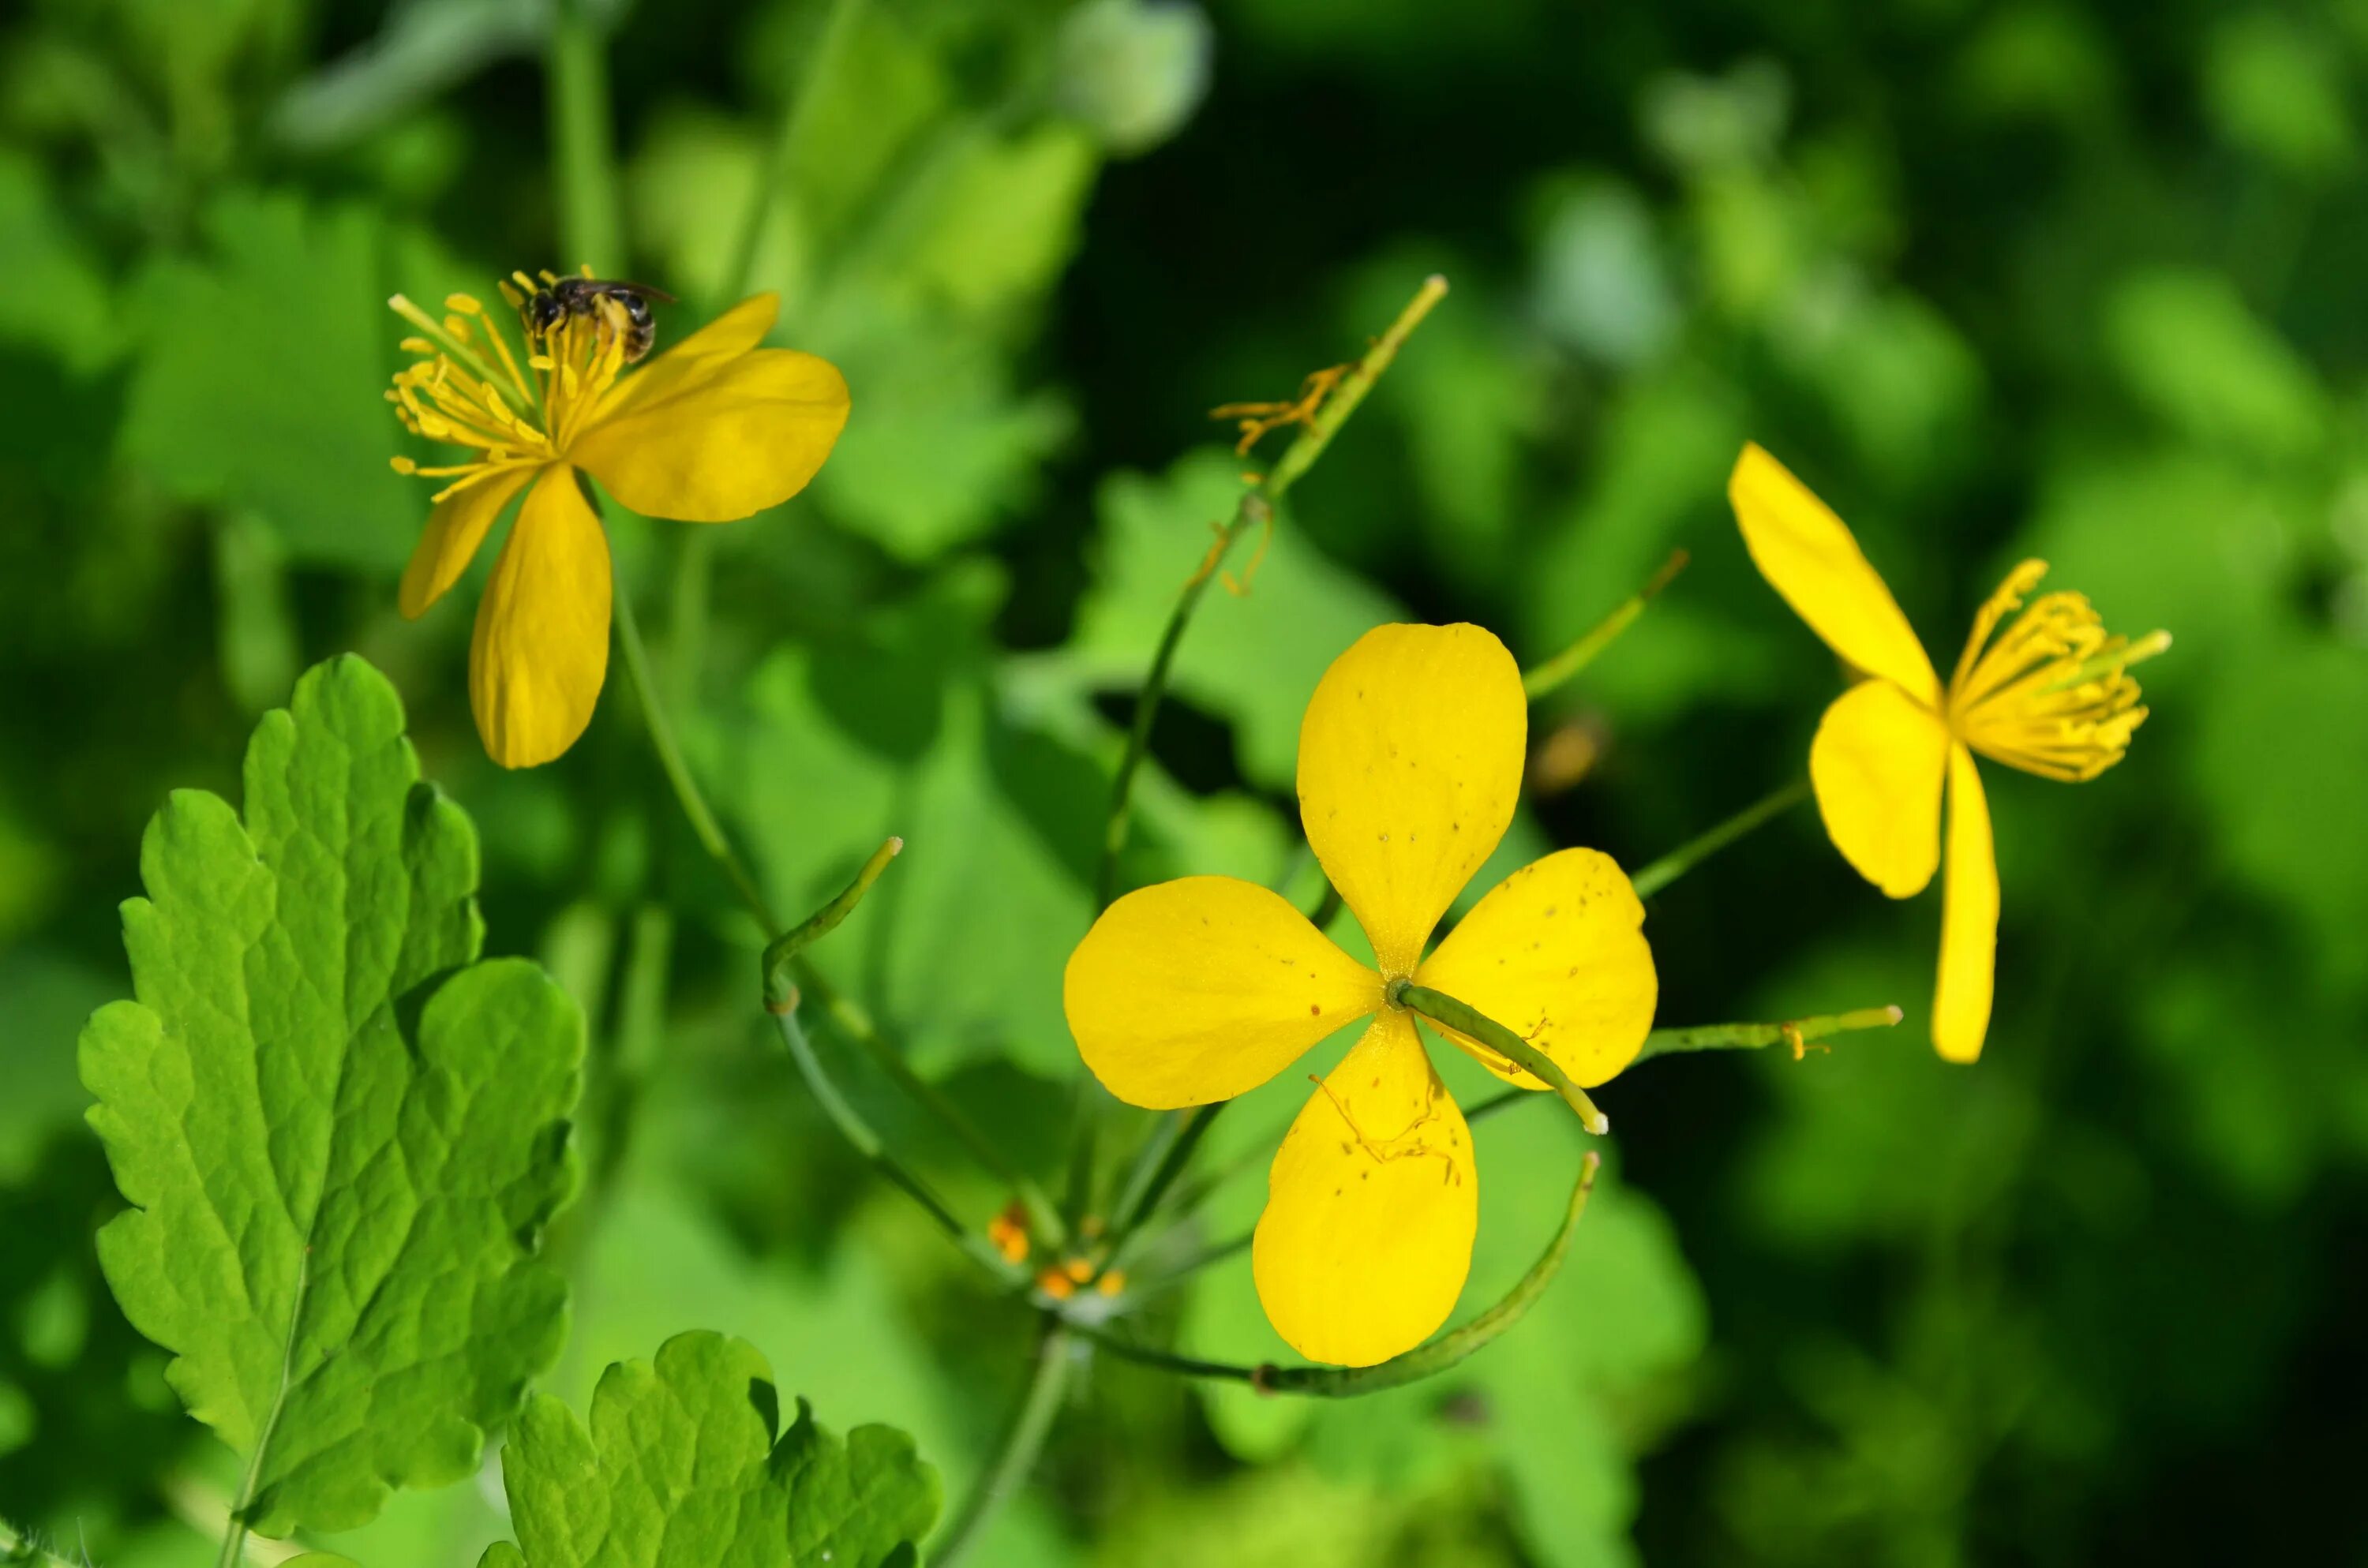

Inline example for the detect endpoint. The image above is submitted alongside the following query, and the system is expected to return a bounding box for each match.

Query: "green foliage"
[481,1332,938,1568]
[7,0,2368,1563]
[81,657,584,1536]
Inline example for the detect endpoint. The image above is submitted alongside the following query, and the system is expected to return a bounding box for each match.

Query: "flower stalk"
[932,1322,1077,1568]
[1096,275,1450,910]
[1635,1005,1904,1062]
[1388,979,1611,1135]
[1523,548,1689,701]
[1628,776,1812,900]
[1082,1152,1599,1396]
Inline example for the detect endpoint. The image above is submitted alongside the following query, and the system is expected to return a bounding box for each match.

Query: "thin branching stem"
[616,567,1062,1265]
[1095,275,1450,911]
[768,1006,1027,1287]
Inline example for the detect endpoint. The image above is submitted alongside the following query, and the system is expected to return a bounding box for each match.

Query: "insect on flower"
[522,274,675,363]
[384,268,850,769]
[1064,623,1657,1368]
[1730,443,2170,1063]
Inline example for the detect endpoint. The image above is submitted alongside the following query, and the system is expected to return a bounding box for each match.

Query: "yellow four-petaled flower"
[1065,623,1657,1368]
[1730,443,2167,1063]
[388,272,851,768]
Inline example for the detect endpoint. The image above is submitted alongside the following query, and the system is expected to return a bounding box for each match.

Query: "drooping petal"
[1810,678,1951,899]
[1729,443,1941,705]
[1064,876,1381,1110]
[1252,1009,1476,1367]
[398,464,539,618]
[468,465,613,769]
[568,344,850,523]
[1932,743,1998,1063]
[1297,623,1526,977]
[1413,848,1657,1090]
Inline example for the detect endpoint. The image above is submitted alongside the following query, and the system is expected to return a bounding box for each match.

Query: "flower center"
[384,271,632,503]
[1943,560,2170,781]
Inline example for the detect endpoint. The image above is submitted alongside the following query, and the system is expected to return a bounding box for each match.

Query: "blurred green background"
[4,0,2365,1562]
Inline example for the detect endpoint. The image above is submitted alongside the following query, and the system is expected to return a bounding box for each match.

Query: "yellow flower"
[387,272,850,767]
[1064,623,1657,1367]
[1729,443,2168,1063]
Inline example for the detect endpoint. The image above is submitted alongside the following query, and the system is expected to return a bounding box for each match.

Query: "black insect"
[523,277,676,363]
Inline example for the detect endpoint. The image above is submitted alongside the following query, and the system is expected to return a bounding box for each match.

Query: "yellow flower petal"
[397,465,539,619]
[1932,743,1998,1063]
[650,291,780,368]
[469,465,612,769]
[1729,443,1940,705]
[1252,1008,1476,1367]
[568,346,850,523]
[1413,848,1657,1091]
[1297,623,1525,976]
[1810,678,1950,899]
[1064,876,1381,1110]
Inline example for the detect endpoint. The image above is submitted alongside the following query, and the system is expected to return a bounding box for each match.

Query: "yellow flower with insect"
[1064,623,1657,1367]
[1729,443,2169,1063]
[386,269,851,768]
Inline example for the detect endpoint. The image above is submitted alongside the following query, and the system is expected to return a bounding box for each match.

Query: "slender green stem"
[1104,1103,1223,1269]
[1390,982,1609,1135]
[619,561,1065,1254]
[1122,1228,1253,1300]
[1096,275,1450,910]
[1629,776,1812,900]
[1083,1154,1598,1395]
[933,1322,1075,1567]
[724,0,871,303]
[613,582,777,931]
[1636,1005,1903,1063]
[769,1008,1025,1287]
[1523,548,1688,700]
[797,957,1068,1246]
[547,0,624,275]
[1127,1004,1896,1271]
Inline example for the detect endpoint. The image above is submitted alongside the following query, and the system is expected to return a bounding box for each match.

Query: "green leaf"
[491,1332,789,1568]
[734,567,1094,1075]
[2102,268,2326,459]
[485,1332,941,1568]
[80,654,583,1537]
[0,148,117,372]
[118,189,477,571]
[777,1398,942,1568]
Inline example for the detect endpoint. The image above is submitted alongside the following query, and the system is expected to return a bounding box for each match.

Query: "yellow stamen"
[1946,561,2160,783]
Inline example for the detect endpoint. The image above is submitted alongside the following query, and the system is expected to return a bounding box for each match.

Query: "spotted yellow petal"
[1064,875,1381,1110]
[468,464,612,769]
[1730,443,1940,705]
[1810,678,1950,899]
[1252,1008,1475,1367]
[398,464,540,619]
[1297,623,1525,977]
[1932,743,1998,1063]
[569,343,849,523]
[1413,848,1657,1091]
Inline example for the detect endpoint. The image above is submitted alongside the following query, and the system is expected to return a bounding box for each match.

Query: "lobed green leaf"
[81,654,583,1536]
